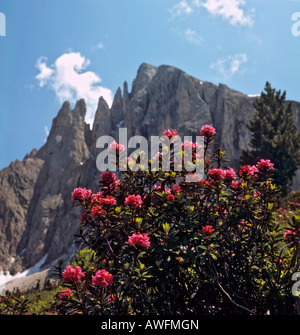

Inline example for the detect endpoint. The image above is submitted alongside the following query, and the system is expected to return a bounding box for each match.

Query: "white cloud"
[192,0,201,7]
[185,28,203,45]
[35,52,113,126]
[36,57,54,87]
[96,42,105,50]
[202,0,254,26]
[210,53,248,79]
[169,1,194,18]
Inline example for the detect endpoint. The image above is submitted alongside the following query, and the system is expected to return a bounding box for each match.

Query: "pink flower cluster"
[100,171,118,186]
[166,194,176,202]
[91,192,103,206]
[172,184,182,194]
[208,168,225,181]
[91,205,107,219]
[92,269,113,288]
[163,129,178,139]
[284,229,296,240]
[181,140,202,151]
[202,225,215,236]
[200,125,216,138]
[224,167,236,182]
[109,141,126,154]
[153,152,164,161]
[60,288,72,300]
[128,232,150,248]
[239,165,259,178]
[206,160,274,185]
[124,194,142,209]
[239,159,274,179]
[62,265,85,284]
[100,195,117,206]
[256,159,274,173]
[71,187,92,202]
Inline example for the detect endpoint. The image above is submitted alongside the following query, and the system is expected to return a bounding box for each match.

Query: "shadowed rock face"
[1,63,300,274]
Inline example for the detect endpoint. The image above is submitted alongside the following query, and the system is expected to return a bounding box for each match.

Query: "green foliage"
[241,82,300,197]
[0,285,60,315]
[0,292,30,315]
[26,287,60,315]
[71,249,99,272]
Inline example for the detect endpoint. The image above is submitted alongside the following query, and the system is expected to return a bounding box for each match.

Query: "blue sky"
[0,0,299,169]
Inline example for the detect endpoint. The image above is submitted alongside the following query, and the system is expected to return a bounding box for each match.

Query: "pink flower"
[256,159,274,173]
[71,187,92,202]
[208,168,225,181]
[200,179,211,187]
[91,205,107,219]
[185,173,203,182]
[239,165,259,178]
[193,142,203,151]
[181,141,203,162]
[108,295,116,302]
[128,233,151,248]
[181,140,194,150]
[223,167,236,182]
[100,195,117,206]
[254,191,261,198]
[92,269,113,288]
[163,129,178,139]
[166,194,176,202]
[202,225,215,236]
[124,194,142,209]
[109,141,126,154]
[91,192,103,206]
[172,184,182,194]
[62,265,85,284]
[60,288,72,301]
[100,171,117,185]
[153,184,166,192]
[284,229,296,240]
[231,180,241,189]
[153,152,164,161]
[200,125,216,138]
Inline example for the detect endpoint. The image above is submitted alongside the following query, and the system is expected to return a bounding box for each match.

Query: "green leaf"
[190,292,197,299]
[138,251,146,258]
[162,223,171,235]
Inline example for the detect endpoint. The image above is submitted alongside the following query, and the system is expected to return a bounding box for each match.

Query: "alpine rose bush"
[57,124,300,315]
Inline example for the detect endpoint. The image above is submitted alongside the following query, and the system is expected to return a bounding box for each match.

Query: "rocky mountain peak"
[131,63,158,95]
